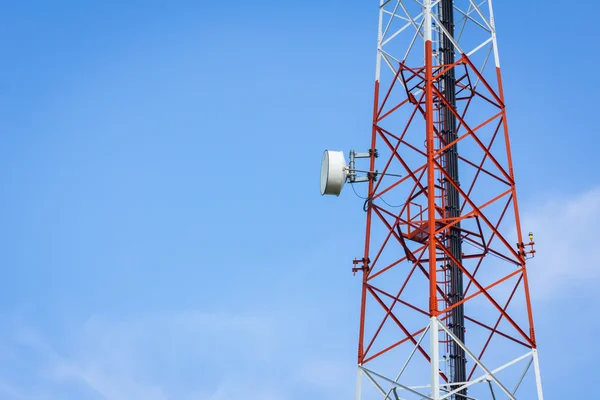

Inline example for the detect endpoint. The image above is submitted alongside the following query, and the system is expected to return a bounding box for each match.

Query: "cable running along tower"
[350,1,544,399]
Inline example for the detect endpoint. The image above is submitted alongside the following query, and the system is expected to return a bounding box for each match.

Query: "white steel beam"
[430,317,440,399]
[532,349,545,400]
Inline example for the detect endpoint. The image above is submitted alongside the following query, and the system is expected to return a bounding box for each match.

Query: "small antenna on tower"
[320,148,401,196]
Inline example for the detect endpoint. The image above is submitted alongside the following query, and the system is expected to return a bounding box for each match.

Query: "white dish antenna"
[320,150,347,196]
[321,148,394,197]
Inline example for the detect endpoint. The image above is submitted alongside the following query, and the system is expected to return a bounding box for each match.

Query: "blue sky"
[0,1,597,399]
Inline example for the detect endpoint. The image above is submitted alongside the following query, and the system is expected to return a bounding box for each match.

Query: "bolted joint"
[352,257,370,275]
[368,170,379,182]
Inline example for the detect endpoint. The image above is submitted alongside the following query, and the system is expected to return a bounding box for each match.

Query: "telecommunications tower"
[321,1,544,399]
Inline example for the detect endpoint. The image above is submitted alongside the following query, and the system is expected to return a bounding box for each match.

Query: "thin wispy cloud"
[5,311,350,400]
[523,186,600,300]
[7,312,280,400]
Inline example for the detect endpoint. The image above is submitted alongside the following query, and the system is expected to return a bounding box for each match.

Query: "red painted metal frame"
[355,48,538,382]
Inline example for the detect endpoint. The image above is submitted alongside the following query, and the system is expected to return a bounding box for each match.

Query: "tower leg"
[356,366,363,400]
[430,317,440,400]
[532,349,544,400]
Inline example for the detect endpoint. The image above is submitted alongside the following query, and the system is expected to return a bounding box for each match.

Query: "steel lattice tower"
[352,1,544,399]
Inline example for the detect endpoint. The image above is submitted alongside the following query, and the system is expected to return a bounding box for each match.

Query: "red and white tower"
[327,1,545,399]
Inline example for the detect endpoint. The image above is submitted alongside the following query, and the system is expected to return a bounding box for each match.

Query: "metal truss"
[357,319,543,400]
[353,1,544,399]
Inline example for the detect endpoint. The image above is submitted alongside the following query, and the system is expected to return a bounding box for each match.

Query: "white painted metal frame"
[358,319,543,400]
[375,0,502,84]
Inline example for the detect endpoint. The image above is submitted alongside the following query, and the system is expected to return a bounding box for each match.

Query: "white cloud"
[12,312,281,400]
[522,186,600,300]
[7,310,354,400]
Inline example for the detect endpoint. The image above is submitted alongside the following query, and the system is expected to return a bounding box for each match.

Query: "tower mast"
[438,1,467,398]
[351,1,545,398]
